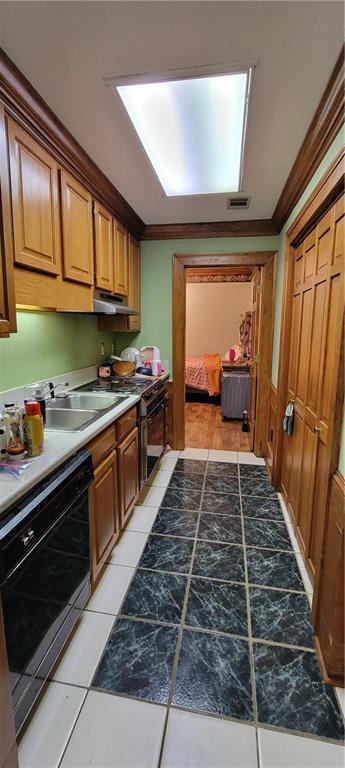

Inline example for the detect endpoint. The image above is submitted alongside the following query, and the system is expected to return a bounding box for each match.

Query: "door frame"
[272,147,345,489]
[172,251,277,452]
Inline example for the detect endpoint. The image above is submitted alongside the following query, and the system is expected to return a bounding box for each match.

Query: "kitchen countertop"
[0,392,140,517]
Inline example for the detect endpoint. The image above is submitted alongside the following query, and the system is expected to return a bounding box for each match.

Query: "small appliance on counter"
[140,346,162,376]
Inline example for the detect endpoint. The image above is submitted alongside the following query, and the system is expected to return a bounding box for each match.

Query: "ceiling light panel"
[116,70,251,196]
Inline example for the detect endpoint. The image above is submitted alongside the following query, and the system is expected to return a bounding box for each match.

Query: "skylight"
[115,68,252,197]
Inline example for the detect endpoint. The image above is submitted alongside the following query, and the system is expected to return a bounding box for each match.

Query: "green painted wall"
[0,311,113,391]
[138,235,279,374]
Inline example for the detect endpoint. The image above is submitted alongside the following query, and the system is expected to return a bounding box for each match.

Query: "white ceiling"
[1,1,343,225]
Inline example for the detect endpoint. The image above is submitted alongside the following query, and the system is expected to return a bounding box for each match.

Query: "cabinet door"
[60,170,93,285]
[89,449,119,583]
[0,107,16,337]
[94,202,114,292]
[114,220,128,296]
[7,117,61,276]
[128,235,141,331]
[117,427,139,528]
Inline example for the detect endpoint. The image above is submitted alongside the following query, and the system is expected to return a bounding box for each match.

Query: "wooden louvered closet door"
[281,194,344,581]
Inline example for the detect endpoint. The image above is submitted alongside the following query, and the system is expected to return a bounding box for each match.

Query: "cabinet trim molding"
[0,47,144,240]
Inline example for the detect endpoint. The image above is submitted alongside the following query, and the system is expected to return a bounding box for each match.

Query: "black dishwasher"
[0,449,93,733]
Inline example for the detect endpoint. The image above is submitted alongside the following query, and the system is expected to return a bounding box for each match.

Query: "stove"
[75,376,157,397]
[74,377,169,486]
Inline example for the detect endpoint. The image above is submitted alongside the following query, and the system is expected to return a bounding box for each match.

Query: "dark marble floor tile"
[193,540,245,582]
[247,547,305,591]
[169,472,204,491]
[121,570,187,624]
[162,486,201,511]
[151,508,198,538]
[254,643,344,741]
[207,461,239,477]
[205,476,240,495]
[250,588,313,648]
[198,513,243,545]
[239,465,269,480]
[92,618,178,704]
[172,629,253,720]
[244,519,292,550]
[240,477,277,498]
[174,459,206,475]
[139,534,194,573]
[202,492,241,516]
[242,496,284,521]
[186,578,248,636]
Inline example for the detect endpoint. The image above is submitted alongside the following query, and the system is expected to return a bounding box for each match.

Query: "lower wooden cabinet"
[117,427,139,529]
[89,448,119,583]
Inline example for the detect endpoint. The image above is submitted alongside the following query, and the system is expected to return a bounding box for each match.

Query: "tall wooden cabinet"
[114,220,129,296]
[117,427,139,528]
[94,202,114,292]
[60,170,93,285]
[127,236,141,331]
[0,106,16,337]
[89,447,119,583]
[7,118,61,277]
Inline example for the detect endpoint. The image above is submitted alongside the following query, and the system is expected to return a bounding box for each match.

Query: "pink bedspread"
[185,355,209,392]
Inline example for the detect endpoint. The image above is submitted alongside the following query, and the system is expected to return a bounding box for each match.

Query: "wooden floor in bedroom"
[184,402,251,451]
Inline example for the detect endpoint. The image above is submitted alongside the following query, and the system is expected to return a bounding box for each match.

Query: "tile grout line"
[237,462,259,733]
[156,455,210,768]
[53,454,343,765]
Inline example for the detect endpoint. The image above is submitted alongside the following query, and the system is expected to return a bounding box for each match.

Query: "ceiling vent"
[226,196,250,210]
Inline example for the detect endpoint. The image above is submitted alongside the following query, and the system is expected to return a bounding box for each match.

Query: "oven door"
[1,487,90,732]
[146,396,168,478]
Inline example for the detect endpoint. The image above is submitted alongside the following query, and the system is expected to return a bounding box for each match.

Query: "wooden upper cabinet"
[128,235,141,331]
[0,107,16,337]
[60,170,93,285]
[94,202,114,292]
[7,117,61,276]
[114,220,128,296]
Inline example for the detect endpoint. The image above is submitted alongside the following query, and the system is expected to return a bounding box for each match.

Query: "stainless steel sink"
[51,393,124,411]
[45,408,99,431]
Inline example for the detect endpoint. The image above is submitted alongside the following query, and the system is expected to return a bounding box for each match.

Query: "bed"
[185,354,221,397]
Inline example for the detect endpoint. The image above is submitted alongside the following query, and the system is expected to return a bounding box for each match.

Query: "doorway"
[172,251,276,452]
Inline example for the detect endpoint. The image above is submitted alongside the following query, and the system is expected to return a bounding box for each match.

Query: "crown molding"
[0,47,145,239]
[273,45,345,233]
[142,218,278,240]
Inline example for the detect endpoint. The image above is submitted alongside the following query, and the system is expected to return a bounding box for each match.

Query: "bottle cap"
[25,401,41,416]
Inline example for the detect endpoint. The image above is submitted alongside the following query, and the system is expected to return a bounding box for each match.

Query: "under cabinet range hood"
[93,291,139,315]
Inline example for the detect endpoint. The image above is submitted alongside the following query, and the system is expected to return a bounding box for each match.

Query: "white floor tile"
[138,484,167,506]
[18,682,86,768]
[238,451,265,465]
[180,448,209,459]
[107,530,148,567]
[158,456,178,471]
[163,450,180,458]
[86,563,134,614]
[61,691,166,768]
[335,687,345,719]
[295,554,313,596]
[125,505,159,533]
[161,709,258,768]
[209,449,238,463]
[258,726,344,768]
[147,469,173,487]
[52,612,114,687]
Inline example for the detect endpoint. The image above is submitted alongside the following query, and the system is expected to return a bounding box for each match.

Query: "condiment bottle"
[3,403,26,459]
[24,401,44,457]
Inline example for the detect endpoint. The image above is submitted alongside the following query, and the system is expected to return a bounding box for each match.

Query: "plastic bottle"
[24,401,44,457]
[3,403,26,459]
